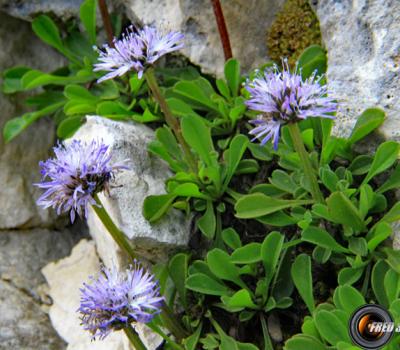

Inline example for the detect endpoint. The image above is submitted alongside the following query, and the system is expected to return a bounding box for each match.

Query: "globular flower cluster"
[79,263,164,340]
[94,25,184,82]
[245,61,337,149]
[35,140,127,222]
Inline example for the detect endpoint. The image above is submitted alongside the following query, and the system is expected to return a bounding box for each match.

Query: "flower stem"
[98,0,114,47]
[160,304,188,341]
[124,324,147,350]
[145,68,197,173]
[92,194,136,261]
[260,314,274,350]
[287,123,324,203]
[210,0,233,60]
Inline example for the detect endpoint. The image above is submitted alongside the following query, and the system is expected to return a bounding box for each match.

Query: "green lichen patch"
[267,0,322,67]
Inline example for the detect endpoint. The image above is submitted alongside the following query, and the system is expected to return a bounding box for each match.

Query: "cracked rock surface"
[0,227,86,349]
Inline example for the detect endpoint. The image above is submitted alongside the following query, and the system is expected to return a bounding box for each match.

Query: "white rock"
[313,0,400,139]
[42,239,163,350]
[42,239,132,350]
[72,116,190,268]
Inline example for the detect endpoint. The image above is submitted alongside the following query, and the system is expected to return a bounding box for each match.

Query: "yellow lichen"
[267,0,322,67]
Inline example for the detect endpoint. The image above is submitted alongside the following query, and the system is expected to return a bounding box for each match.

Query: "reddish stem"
[98,0,114,47]
[210,0,233,61]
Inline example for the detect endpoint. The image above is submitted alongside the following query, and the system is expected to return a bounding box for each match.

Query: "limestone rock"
[0,226,86,349]
[312,0,400,139]
[0,12,65,229]
[42,239,132,350]
[71,116,190,267]
[1,0,285,76]
[0,280,66,350]
[121,0,285,75]
[42,239,163,350]
[0,227,85,298]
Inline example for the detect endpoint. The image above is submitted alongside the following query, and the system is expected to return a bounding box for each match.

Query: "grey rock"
[1,0,285,76]
[313,0,400,139]
[0,227,86,298]
[42,239,162,350]
[0,280,66,350]
[0,226,86,349]
[0,12,65,229]
[72,116,190,267]
[121,0,285,75]
[0,0,83,21]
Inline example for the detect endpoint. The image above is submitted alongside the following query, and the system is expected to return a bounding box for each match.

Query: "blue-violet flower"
[35,140,127,222]
[245,61,337,149]
[94,25,184,82]
[79,263,164,340]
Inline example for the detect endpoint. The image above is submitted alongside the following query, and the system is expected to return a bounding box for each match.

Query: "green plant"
[267,0,322,67]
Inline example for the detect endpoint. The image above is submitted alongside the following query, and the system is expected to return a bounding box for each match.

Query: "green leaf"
[169,253,189,308]
[348,155,373,175]
[348,237,368,257]
[302,226,349,253]
[291,254,314,313]
[384,268,400,304]
[298,45,327,77]
[80,0,97,44]
[197,201,216,239]
[363,141,400,184]
[261,231,284,291]
[235,159,259,174]
[223,134,248,189]
[367,222,392,252]
[338,267,364,286]
[384,249,400,279]
[335,285,365,315]
[166,97,202,119]
[231,243,261,264]
[326,192,366,232]
[378,164,400,193]
[348,108,385,146]
[32,15,64,53]
[269,170,299,194]
[181,115,215,166]
[3,102,64,142]
[185,273,231,296]
[142,194,176,222]
[379,202,400,224]
[57,115,83,139]
[173,78,219,112]
[207,249,246,289]
[224,58,240,96]
[315,310,350,345]
[285,334,327,350]
[21,70,91,90]
[183,323,202,350]
[319,166,339,193]
[2,66,31,93]
[235,193,312,219]
[222,228,242,250]
[172,183,208,199]
[225,289,257,309]
[216,78,230,98]
[371,260,390,307]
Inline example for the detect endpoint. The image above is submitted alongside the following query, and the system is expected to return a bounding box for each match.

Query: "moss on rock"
[267,0,322,67]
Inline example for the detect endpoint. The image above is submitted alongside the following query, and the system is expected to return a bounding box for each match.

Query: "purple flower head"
[35,140,127,223]
[245,60,337,150]
[94,25,184,82]
[79,263,164,340]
